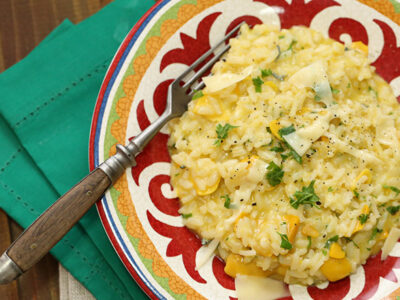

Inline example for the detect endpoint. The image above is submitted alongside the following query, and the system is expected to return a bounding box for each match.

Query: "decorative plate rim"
[89,1,171,299]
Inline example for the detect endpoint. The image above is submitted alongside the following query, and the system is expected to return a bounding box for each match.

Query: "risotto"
[167,24,400,285]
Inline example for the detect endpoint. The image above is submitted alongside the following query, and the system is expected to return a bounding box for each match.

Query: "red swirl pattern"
[134,0,400,298]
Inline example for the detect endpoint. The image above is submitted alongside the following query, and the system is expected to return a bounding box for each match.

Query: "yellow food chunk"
[192,96,221,117]
[301,224,319,238]
[193,177,221,196]
[329,242,345,259]
[269,120,283,140]
[351,41,368,55]
[352,205,370,234]
[319,136,329,143]
[352,169,372,189]
[296,107,310,116]
[284,215,300,243]
[275,265,288,277]
[264,81,279,92]
[224,254,271,278]
[320,257,352,282]
[379,229,389,241]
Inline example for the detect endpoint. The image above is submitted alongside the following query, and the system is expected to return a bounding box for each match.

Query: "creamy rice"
[167,24,400,285]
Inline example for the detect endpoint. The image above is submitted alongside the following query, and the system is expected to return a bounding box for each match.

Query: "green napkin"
[0,0,155,299]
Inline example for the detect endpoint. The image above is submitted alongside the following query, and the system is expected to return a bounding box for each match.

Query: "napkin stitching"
[14,59,111,129]
[0,148,22,175]
[61,238,129,299]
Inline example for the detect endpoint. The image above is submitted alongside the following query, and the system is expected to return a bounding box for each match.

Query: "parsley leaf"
[270,143,285,152]
[369,227,383,241]
[181,213,193,219]
[252,77,264,93]
[261,69,273,77]
[368,86,378,98]
[192,90,204,100]
[290,180,320,209]
[383,185,400,196]
[358,213,369,224]
[286,40,297,51]
[279,35,285,39]
[277,232,292,250]
[328,187,334,192]
[353,189,360,199]
[314,94,321,101]
[278,125,296,137]
[266,162,284,186]
[344,237,359,248]
[221,194,232,208]
[214,123,238,146]
[288,148,302,164]
[387,205,400,215]
[307,236,312,250]
[324,235,339,249]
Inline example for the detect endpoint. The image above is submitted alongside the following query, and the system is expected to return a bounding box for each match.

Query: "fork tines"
[174,21,246,93]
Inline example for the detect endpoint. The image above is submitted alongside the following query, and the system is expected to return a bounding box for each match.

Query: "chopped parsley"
[387,205,400,215]
[358,213,369,224]
[353,189,360,199]
[277,232,292,250]
[331,86,340,94]
[369,227,383,241]
[279,35,285,39]
[324,235,339,249]
[192,90,204,100]
[270,143,285,152]
[368,86,378,98]
[278,125,296,137]
[214,123,238,146]
[328,187,334,192]
[314,94,321,101]
[261,69,273,77]
[286,40,297,51]
[252,77,264,93]
[266,162,284,186]
[290,180,320,209]
[383,185,400,196]
[221,194,232,208]
[322,249,327,256]
[347,83,351,88]
[344,237,359,248]
[288,148,302,164]
[181,213,193,219]
[307,236,312,250]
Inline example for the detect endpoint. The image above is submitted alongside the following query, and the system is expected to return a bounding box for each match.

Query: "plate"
[89,0,400,299]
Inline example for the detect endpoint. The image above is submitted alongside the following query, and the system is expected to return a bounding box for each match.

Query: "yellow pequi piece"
[269,120,283,140]
[320,257,352,282]
[351,41,369,55]
[284,215,300,243]
[301,224,319,238]
[329,242,345,259]
[224,254,271,278]
[353,204,370,234]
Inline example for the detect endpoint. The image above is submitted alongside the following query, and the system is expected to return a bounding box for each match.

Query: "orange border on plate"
[110,0,222,299]
[358,0,400,25]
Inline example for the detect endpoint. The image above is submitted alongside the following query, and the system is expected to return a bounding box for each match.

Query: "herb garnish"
[286,40,297,52]
[252,77,264,93]
[261,69,273,77]
[290,180,320,209]
[324,235,339,249]
[278,125,296,137]
[344,237,359,248]
[214,123,238,146]
[279,35,285,39]
[387,205,400,215]
[383,185,400,196]
[330,86,340,94]
[358,213,369,224]
[369,227,383,241]
[353,189,360,199]
[328,187,334,192]
[270,143,285,152]
[221,194,232,208]
[368,86,378,98]
[307,236,312,250]
[192,90,204,100]
[181,213,193,219]
[277,232,292,250]
[266,162,284,186]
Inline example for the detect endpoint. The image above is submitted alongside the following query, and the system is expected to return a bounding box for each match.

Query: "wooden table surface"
[0,0,112,298]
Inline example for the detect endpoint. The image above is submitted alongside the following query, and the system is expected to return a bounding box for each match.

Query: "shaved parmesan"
[203,66,253,93]
[381,227,400,260]
[283,112,332,156]
[235,275,290,300]
[289,61,333,106]
[195,239,220,270]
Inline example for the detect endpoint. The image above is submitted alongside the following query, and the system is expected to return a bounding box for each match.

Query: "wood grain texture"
[8,169,111,272]
[0,0,112,298]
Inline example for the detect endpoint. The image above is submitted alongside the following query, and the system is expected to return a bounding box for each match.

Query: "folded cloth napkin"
[0,0,155,299]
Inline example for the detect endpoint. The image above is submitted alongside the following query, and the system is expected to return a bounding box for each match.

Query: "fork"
[0,22,244,284]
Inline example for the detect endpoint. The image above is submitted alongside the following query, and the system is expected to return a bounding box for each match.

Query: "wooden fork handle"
[6,168,111,273]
